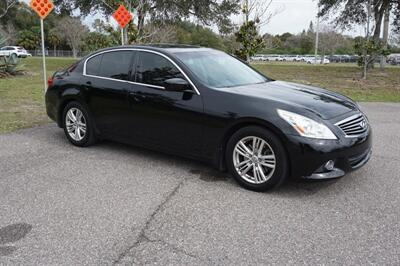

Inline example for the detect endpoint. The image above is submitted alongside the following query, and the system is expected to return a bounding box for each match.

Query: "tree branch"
[0,0,18,19]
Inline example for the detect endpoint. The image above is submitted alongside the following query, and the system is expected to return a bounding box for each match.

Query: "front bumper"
[305,149,372,180]
[285,129,372,180]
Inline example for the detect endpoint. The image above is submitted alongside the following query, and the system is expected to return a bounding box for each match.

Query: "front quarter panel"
[200,87,293,161]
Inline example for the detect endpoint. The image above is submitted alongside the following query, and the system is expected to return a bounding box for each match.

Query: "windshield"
[174,50,268,88]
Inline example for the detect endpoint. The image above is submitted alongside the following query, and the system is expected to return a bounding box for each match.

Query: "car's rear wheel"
[62,101,96,147]
[226,126,289,191]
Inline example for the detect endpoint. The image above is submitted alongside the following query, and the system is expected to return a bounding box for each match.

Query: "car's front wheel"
[62,101,96,147]
[226,126,289,191]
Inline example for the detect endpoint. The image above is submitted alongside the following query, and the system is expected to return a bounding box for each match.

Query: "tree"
[54,0,239,40]
[299,35,314,55]
[307,21,314,35]
[277,32,293,43]
[82,32,115,52]
[90,19,121,45]
[234,0,280,61]
[319,0,399,40]
[17,28,40,50]
[0,0,17,18]
[55,17,88,58]
[141,23,178,44]
[319,25,346,59]
[235,20,264,61]
[1,33,21,78]
[47,29,61,56]
[183,22,223,47]
[318,0,400,72]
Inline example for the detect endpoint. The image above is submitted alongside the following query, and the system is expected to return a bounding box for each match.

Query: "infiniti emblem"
[359,121,366,128]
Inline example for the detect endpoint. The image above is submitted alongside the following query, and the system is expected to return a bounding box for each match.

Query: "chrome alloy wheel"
[233,136,276,184]
[65,108,87,141]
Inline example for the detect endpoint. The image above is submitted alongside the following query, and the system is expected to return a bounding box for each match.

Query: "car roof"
[97,44,212,54]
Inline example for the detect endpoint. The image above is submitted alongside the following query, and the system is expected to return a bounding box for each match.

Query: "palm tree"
[47,29,61,57]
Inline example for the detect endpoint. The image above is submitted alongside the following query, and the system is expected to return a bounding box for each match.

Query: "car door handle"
[129,91,146,102]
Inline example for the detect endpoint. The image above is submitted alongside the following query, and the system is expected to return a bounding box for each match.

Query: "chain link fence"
[27,50,91,57]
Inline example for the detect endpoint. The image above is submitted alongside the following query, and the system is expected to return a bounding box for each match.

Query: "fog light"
[324,160,335,171]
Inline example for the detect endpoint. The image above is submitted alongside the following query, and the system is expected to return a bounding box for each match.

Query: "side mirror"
[164,78,191,92]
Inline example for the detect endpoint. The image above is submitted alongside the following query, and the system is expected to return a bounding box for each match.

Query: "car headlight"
[277,109,337,140]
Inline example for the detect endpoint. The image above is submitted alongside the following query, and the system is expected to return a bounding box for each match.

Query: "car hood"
[225,80,357,119]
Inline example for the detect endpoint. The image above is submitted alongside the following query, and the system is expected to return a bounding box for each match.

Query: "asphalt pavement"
[0,102,399,265]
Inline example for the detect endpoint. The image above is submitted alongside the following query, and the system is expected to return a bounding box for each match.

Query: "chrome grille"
[335,113,368,137]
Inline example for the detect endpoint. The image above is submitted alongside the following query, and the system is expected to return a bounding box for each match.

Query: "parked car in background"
[0,46,31,58]
[261,55,270,61]
[328,55,341,63]
[306,56,330,65]
[283,55,298,62]
[251,55,264,61]
[301,55,314,62]
[389,57,400,65]
[292,55,303,62]
[348,55,359,63]
[266,55,284,61]
[46,44,371,191]
[388,54,400,65]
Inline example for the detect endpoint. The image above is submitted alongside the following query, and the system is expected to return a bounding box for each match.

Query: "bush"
[0,35,22,78]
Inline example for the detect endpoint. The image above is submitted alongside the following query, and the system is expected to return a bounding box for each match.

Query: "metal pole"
[314,5,320,64]
[121,28,124,45]
[363,0,371,79]
[40,19,47,93]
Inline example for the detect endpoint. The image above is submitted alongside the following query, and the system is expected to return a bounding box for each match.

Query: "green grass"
[0,57,399,134]
[0,57,77,133]
[253,63,400,102]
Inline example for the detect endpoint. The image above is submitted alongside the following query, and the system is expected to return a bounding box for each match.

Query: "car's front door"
[126,51,204,157]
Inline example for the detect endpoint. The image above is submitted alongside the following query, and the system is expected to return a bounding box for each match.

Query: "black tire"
[62,101,96,147]
[226,126,289,191]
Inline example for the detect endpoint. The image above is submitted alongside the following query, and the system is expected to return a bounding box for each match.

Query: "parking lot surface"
[0,103,399,265]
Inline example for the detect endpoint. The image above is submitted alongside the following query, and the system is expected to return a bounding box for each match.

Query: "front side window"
[136,52,184,87]
[99,51,134,81]
[174,50,268,88]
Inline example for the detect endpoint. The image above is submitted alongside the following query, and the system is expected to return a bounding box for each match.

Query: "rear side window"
[86,54,102,76]
[99,51,134,81]
[136,52,184,87]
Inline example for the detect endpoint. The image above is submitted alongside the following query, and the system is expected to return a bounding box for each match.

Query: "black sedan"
[45,45,372,191]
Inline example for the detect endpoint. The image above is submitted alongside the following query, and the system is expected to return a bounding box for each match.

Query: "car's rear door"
[125,50,204,157]
[84,50,136,138]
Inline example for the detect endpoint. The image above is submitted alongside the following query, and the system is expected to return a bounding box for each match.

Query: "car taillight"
[47,77,54,88]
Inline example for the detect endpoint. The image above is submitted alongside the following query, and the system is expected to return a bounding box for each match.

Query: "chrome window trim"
[83,48,200,95]
[83,74,166,90]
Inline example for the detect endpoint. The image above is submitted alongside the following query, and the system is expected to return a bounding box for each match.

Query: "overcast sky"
[260,0,318,35]
[256,0,363,36]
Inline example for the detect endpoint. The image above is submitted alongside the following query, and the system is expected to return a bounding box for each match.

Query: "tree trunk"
[363,0,372,80]
[380,5,390,70]
[72,47,77,58]
[137,11,145,40]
